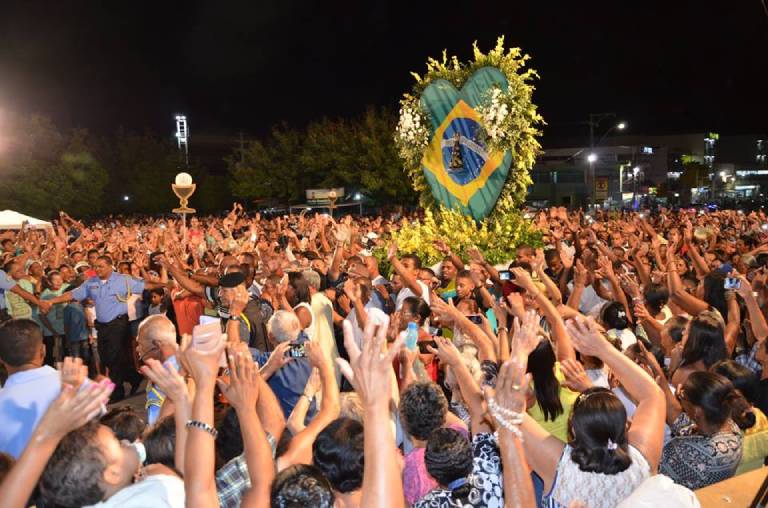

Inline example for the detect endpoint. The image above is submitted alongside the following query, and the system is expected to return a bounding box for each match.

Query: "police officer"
[48,255,165,400]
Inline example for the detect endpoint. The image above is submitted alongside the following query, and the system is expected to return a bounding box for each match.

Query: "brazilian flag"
[419,67,512,222]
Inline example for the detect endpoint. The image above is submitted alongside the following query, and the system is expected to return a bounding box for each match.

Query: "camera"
[286,344,306,358]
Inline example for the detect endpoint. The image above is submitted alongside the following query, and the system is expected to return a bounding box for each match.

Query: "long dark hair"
[703,271,728,319]
[568,388,632,474]
[288,272,311,305]
[527,340,563,422]
[681,312,727,369]
[684,371,756,430]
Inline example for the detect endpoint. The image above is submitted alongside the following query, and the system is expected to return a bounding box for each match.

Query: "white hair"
[137,315,177,349]
[267,310,302,343]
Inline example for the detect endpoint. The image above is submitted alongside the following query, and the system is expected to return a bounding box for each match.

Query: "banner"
[419,68,513,221]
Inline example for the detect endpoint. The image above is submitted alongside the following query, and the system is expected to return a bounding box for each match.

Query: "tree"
[227,109,417,207]
[228,125,305,205]
[0,116,108,218]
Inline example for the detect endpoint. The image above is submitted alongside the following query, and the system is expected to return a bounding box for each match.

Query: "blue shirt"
[70,271,145,323]
[0,366,61,458]
[0,270,17,311]
[145,356,180,426]
[63,303,90,343]
[250,335,315,419]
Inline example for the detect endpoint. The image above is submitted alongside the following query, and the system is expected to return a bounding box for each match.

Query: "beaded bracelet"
[487,397,524,441]
[186,419,218,439]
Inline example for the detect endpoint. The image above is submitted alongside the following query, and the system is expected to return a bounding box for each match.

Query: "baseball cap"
[219,272,245,288]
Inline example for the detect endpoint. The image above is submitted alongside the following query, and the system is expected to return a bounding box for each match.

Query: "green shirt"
[527,362,580,443]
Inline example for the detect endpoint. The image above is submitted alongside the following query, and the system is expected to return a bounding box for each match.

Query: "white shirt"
[85,474,185,508]
[0,366,60,458]
[345,302,389,350]
[395,280,430,311]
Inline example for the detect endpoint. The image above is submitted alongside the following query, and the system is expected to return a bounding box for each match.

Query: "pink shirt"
[402,423,469,505]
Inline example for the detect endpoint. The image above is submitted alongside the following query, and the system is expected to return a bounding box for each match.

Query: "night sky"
[0,0,766,144]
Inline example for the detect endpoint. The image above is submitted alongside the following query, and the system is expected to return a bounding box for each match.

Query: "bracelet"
[301,393,313,402]
[186,419,218,439]
[498,327,509,334]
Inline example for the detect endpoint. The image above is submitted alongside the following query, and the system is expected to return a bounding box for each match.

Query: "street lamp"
[123,195,130,202]
[586,113,627,206]
[587,153,598,163]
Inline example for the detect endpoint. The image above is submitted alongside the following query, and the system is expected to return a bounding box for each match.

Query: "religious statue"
[449,131,464,169]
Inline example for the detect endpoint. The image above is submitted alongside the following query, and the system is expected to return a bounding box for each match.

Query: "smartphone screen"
[285,343,306,358]
[466,314,483,325]
[724,277,741,290]
[499,270,512,281]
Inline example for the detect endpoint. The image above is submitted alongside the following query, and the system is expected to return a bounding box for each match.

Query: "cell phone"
[418,340,437,354]
[499,270,512,281]
[466,314,483,325]
[724,277,741,290]
[286,344,306,358]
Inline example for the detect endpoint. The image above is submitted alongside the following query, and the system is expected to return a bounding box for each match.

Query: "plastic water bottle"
[405,322,419,351]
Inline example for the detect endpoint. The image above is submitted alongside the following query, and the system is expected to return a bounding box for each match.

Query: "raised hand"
[483,354,529,418]
[510,267,537,294]
[619,272,641,299]
[34,381,114,441]
[386,240,398,261]
[57,356,88,390]
[561,358,592,393]
[467,246,485,265]
[426,336,463,367]
[179,334,225,388]
[260,342,293,378]
[304,340,327,370]
[573,259,588,286]
[140,358,189,403]
[217,347,260,411]
[430,297,460,324]
[597,256,615,279]
[511,309,540,357]
[433,239,451,255]
[565,316,609,357]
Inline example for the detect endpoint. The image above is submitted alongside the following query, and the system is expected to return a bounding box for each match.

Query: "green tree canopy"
[228,108,416,206]
[0,116,108,218]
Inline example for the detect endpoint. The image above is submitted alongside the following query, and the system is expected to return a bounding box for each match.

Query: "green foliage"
[228,108,416,206]
[375,205,542,268]
[395,36,544,214]
[100,131,187,214]
[0,116,108,218]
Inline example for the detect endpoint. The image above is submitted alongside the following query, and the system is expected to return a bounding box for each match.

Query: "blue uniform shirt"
[70,271,145,323]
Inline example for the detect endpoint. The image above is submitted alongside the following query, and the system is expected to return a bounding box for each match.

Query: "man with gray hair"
[252,310,315,418]
[136,315,180,425]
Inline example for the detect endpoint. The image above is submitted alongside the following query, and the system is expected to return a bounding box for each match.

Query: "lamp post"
[172,172,196,227]
[586,113,626,207]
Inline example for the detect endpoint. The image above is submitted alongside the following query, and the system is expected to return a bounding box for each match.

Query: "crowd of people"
[1,203,768,507]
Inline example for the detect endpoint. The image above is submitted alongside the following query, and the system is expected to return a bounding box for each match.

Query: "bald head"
[137,315,178,362]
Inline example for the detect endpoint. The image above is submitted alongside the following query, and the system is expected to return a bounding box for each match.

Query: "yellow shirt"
[737,407,768,475]
[527,362,580,443]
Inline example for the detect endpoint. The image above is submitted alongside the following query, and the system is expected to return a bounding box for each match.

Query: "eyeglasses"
[138,345,160,363]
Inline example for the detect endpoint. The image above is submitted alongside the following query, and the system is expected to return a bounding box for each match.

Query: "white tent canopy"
[0,210,53,230]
